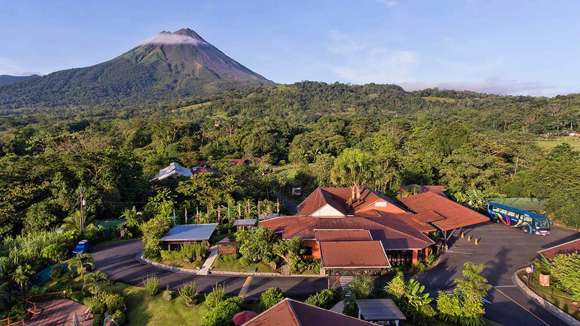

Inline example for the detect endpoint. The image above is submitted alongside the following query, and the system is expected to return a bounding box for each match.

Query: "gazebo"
[160,223,218,250]
[355,299,406,325]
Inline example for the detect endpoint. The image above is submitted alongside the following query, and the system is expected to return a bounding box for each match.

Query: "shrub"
[235,227,275,263]
[202,296,243,326]
[205,284,225,309]
[109,310,126,325]
[548,253,580,300]
[162,288,174,301]
[144,275,160,296]
[342,297,358,317]
[179,282,198,306]
[181,242,209,262]
[259,287,284,311]
[141,215,172,259]
[84,297,105,315]
[385,271,406,300]
[305,289,338,309]
[348,275,374,299]
[100,292,125,313]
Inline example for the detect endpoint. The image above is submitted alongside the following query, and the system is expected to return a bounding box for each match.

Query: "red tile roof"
[538,238,580,260]
[421,185,446,195]
[400,191,489,231]
[244,298,374,326]
[260,214,434,250]
[297,188,352,216]
[314,229,372,241]
[320,241,390,269]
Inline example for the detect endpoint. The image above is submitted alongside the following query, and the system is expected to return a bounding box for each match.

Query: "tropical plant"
[141,215,172,259]
[235,227,275,263]
[436,262,491,326]
[202,296,243,326]
[348,275,374,299]
[304,288,338,309]
[547,253,580,300]
[162,288,174,301]
[405,279,432,311]
[179,281,198,306]
[143,275,160,296]
[205,284,225,309]
[259,287,284,311]
[83,271,110,295]
[385,271,406,300]
[12,264,32,290]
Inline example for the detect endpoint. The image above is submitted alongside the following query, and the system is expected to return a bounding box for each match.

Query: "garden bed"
[212,255,275,273]
[517,271,579,319]
[120,284,207,326]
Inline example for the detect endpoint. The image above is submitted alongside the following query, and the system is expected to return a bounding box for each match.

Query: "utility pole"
[79,186,86,233]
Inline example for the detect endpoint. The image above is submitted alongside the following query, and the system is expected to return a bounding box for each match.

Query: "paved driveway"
[417,222,579,326]
[91,240,326,300]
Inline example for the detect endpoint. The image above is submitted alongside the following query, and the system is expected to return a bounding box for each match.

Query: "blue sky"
[0,0,578,95]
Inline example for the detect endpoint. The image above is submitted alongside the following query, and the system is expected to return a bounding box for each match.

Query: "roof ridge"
[537,237,580,254]
[362,213,434,245]
[285,299,303,326]
[285,298,376,325]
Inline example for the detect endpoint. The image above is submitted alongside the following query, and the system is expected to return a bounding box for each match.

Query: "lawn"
[536,136,580,151]
[212,255,275,273]
[119,284,207,326]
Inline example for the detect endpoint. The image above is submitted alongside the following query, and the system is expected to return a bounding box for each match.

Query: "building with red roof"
[243,298,375,326]
[537,238,580,260]
[260,185,488,273]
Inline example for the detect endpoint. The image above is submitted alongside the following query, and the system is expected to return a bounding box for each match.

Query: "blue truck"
[487,201,551,235]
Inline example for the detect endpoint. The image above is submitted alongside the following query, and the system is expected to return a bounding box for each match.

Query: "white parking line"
[494,287,551,326]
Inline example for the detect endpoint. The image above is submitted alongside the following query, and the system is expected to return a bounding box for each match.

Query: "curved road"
[92,223,578,325]
[91,240,326,300]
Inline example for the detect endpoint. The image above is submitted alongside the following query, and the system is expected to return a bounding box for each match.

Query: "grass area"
[212,255,275,273]
[536,136,580,151]
[119,284,207,326]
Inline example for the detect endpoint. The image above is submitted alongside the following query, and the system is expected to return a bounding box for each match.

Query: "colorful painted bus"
[487,201,551,235]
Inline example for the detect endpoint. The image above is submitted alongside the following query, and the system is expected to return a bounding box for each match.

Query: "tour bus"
[486,201,551,235]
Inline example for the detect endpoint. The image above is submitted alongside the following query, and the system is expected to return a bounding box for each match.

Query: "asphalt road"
[416,222,579,326]
[91,240,327,300]
[92,223,578,325]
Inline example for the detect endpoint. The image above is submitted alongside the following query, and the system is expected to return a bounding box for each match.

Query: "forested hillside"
[1,81,579,238]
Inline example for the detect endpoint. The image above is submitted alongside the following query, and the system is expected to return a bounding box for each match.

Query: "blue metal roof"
[160,223,218,242]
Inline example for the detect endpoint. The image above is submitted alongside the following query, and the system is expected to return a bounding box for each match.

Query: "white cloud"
[143,32,207,46]
[0,57,36,76]
[326,31,418,84]
[400,78,559,96]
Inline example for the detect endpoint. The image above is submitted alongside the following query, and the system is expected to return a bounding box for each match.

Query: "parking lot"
[417,222,579,326]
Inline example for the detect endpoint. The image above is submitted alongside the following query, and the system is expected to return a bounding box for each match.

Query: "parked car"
[72,240,90,254]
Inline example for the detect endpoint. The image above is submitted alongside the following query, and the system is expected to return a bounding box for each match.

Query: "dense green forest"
[1,81,579,239]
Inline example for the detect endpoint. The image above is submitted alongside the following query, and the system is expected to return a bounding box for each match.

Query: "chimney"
[355,184,361,201]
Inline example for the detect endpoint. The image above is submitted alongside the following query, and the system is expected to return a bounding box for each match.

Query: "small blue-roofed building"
[160,223,218,249]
